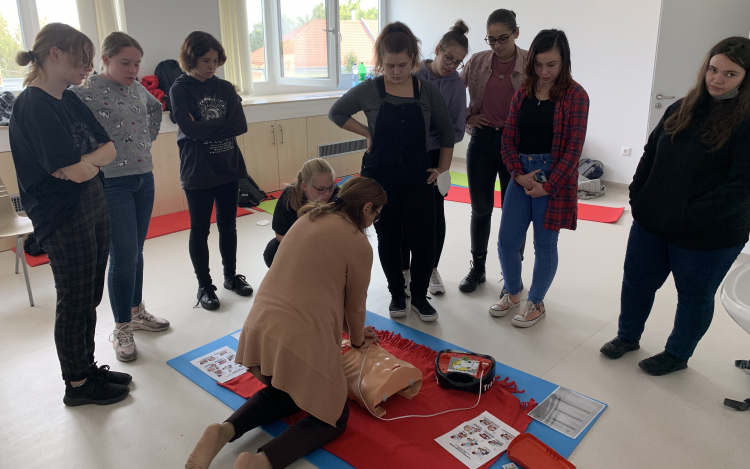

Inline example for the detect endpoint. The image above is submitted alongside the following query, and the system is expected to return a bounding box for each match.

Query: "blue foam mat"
[167,312,606,468]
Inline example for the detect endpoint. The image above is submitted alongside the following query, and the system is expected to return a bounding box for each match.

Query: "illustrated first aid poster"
[435,411,520,469]
[190,346,246,384]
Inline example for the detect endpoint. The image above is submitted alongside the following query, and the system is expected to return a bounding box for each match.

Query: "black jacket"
[169,74,248,190]
[630,99,750,250]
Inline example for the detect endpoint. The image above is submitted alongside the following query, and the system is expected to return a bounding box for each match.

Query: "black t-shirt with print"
[9,87,111,243]
[272,183,341,236]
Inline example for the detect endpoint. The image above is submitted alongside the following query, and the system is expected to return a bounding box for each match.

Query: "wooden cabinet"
[150,133,186,217]
[305,113,366,179]
[241,117,307,191]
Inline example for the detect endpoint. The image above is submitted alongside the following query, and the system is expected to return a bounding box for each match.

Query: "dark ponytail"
[373,21,422,74]
[298,177,386,234]
[486,9,518,32]
[438,20,470,53]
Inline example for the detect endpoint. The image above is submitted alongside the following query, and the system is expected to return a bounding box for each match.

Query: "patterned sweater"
[73,74,162,178]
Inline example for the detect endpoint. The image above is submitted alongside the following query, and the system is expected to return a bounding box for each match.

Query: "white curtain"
[92,0,120,42]
[219,0,254,94]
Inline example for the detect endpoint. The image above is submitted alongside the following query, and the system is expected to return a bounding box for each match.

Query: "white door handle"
[656,94,675,100]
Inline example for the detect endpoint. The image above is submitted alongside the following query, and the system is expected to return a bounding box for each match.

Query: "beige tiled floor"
[1,164,748,469]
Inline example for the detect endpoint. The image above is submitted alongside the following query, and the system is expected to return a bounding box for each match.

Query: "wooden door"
[275,117,308,187]
[242,122,280,192]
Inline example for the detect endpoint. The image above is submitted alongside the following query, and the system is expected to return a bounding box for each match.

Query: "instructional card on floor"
[435,411,519,469]
[190,346,246,383]
[528,386,605,439]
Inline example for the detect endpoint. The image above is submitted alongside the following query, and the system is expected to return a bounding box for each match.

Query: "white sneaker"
[110,323,138,362]
[489,292,520,318]
[403,270,411,297]
[131,301,170,332]
[512,301,546,328]
[429,270,445,295]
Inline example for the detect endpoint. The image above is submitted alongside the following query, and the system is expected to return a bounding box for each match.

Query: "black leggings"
[184,180,240,288]
[226,379,349,469]
[401,149,445,270]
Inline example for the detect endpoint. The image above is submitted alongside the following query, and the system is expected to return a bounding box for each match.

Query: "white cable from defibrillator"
[356,343,485,421]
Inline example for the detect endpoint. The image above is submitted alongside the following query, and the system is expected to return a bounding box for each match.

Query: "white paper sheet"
[527,386,606,439]
[190,346,246,383]
[435,411,520,469]
[231,331,242,341]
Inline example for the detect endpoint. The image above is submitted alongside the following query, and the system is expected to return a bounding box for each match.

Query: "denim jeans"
[103,172,155,324]
[497,153,559,303]
[617,221,744,360]
[184,180,240,288]
[466,126,524,259]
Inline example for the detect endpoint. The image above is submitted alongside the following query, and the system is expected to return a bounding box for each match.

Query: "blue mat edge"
[167,311,607,468]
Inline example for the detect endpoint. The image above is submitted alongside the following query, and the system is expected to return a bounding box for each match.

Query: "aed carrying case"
[435,349,496,394]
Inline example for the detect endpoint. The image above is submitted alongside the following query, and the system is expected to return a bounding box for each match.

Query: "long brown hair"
[664,36,750,151]
[522,29,572,101]
[285,158,335,212]
[373,22,421,74]
[16,23,95,88]
[298,177,386,234]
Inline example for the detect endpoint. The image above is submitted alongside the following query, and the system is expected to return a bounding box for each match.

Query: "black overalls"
[361,76,436,301]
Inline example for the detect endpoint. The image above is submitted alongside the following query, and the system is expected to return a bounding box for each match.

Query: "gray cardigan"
[73,75,162,178]
[328,77,455,150]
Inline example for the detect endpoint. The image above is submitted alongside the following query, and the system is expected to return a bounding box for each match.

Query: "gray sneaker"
[131,301,170,332]
[110,323,138,362]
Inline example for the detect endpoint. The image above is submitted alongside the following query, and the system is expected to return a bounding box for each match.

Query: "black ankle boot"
[459,254,487,293]
[197,285,220,310]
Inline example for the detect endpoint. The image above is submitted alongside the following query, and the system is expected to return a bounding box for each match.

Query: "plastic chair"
[0,177,34,306]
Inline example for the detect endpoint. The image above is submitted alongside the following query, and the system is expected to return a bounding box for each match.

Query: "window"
[0,0,93,92]
[237,0,383,92]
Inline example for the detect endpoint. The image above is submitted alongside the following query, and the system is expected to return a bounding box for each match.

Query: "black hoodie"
[630,98,750,251]
[169,74,248,190]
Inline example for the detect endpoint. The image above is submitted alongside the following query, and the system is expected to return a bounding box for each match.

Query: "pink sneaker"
[131,301,170,332]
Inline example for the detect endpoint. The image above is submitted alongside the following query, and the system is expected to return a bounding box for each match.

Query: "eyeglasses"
[485,34,514,46]
[441,47,464,70]
[310,183,337,195]
[373,207,382,224]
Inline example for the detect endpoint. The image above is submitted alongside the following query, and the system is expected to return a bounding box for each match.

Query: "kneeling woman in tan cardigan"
[186,177,386,469]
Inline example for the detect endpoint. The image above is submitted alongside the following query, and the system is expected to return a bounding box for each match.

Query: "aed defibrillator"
[435,349,496,394]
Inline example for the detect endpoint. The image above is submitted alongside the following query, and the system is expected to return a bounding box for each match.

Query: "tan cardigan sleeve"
[344,235,372,347]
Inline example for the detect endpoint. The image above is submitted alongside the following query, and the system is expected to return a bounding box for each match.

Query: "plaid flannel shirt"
[501,81,590,231]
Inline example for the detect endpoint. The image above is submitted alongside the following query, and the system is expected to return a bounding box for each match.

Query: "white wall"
[387,0,662,184]
[122,0,224,78]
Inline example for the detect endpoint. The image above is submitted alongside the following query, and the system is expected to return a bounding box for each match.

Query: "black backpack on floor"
[238,176,266,208]
[154,59,183,123]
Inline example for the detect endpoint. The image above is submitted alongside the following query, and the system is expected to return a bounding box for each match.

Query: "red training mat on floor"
[446,186,624,223]
[10,248,49,267]
[15,207,253,267]
[219,330,536,469]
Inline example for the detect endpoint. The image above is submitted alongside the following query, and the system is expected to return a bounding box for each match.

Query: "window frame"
[247,0,385,94]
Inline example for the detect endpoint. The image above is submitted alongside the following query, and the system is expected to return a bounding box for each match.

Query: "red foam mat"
[446,186,624,224]
[14,207,253,267]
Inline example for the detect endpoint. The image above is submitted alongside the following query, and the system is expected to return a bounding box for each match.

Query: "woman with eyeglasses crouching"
[263,158,340,267]
[458,9,528,294]
[186,177,385,469]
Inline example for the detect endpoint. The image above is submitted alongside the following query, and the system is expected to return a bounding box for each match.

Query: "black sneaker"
[459,264,486,293]
[500,281,524,298]
[411,297,438,322]
[196,285,220,310]
[389,295,407,318]
[63,374,130,407]
[600,337,640,359]
[224,274,254,297]
[638,351,688,376]
[90,362,132,386]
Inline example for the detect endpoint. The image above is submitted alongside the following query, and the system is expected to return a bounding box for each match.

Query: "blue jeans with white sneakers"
[497,153,559,304]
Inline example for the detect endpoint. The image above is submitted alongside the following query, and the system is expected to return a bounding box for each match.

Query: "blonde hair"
[16,23,95,88]
[298,177,387,234]
[101,32,144,71]
[285,158,336,212]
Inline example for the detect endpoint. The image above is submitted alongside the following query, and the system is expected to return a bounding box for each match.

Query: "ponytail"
[438,20,470,53]
[373,21,422,74]
[298,177,386,233]
[286,158,336,212]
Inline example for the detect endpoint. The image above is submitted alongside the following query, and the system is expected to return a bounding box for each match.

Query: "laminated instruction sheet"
[527,386,606,439]
[435,411,520,469]
[190,346,246,384]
